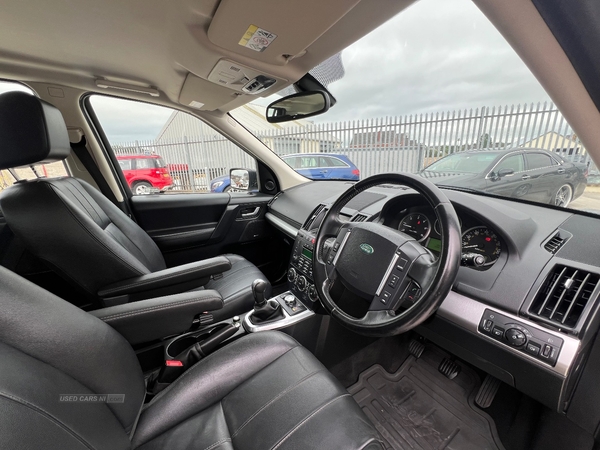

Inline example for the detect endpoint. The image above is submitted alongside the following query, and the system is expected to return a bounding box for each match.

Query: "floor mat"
[348,345,505,450]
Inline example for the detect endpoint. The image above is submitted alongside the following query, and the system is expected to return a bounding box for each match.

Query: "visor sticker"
[239,25,277,52]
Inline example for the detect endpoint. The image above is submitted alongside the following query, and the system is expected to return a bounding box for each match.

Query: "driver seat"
[0,265,383,449]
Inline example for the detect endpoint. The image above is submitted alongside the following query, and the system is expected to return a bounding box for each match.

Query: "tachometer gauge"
[399,213,431,242]
[461,226,502,265]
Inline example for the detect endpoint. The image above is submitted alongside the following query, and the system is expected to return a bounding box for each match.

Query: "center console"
[287,229,320,305]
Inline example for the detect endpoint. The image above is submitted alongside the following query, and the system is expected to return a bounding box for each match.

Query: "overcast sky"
[0,0,551,142]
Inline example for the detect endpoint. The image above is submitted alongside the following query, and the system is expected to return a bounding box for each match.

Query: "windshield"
[231,0,599,214]
[424,152,501,174]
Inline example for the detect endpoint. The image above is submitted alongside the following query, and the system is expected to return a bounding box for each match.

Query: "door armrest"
[98,256,231,303]
[91,290,223,345]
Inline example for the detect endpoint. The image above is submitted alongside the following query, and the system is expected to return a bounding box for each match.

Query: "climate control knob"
[297,275,307,292]
[505,328,527,347]
[308,284,318,302]
[287,268,297,283]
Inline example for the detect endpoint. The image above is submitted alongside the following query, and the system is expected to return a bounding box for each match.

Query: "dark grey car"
[419,148,588,207]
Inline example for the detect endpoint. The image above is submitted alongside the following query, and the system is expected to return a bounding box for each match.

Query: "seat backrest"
[0,177,167,296]
[0,265,144,449]
[0,91,167,298]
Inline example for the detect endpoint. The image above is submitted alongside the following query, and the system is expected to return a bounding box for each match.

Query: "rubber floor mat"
[348,345,505,450]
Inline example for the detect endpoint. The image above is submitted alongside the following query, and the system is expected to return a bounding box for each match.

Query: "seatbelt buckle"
[157,359,185,384]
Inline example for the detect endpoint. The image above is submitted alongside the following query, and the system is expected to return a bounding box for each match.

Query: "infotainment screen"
[302,247,313,260]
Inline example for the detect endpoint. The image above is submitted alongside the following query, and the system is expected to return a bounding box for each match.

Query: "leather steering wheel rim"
[313,173,462,337]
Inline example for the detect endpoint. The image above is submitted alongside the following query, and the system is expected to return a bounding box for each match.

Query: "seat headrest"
[0,91,71,169]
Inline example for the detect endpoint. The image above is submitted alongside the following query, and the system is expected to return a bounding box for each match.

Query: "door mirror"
[497,168,515,178]
[266,91,330,123]
[229,168,258,192]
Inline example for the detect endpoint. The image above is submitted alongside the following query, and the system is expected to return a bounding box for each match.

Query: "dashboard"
[265,180,600,420]
[379,195,504,270]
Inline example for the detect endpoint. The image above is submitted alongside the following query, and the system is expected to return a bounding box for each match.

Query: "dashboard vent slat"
[302,204,326,230]
[543,230,569,254]
[529,265,600,330]
[351,213,368,223]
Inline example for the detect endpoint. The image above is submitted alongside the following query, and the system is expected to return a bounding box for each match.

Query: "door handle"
[320,170,328,173]
[557,168,566,174]
[521,175,531,180]
[241,206,260,218]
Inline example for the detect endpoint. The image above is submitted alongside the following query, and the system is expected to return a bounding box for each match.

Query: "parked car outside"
[116,154,173,195]
[210,153,360,192]
[419,148,588,207]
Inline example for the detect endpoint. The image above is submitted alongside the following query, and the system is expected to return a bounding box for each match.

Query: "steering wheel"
[313,173,462,337]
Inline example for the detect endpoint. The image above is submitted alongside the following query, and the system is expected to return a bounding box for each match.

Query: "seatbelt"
[71,137,120,204]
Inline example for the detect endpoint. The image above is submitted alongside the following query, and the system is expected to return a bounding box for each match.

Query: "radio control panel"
[288,230,319,306]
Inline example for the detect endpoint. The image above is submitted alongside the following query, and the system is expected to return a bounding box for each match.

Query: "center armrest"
[91,289,223,345]
[98,256,231,303]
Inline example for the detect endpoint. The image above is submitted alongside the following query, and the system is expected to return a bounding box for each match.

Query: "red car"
[116,154,173,195]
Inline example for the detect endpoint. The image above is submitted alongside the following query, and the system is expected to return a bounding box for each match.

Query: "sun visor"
[207,0,361,65]
[179,73,241,111]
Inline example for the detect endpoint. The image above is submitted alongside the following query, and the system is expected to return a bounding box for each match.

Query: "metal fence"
[113,102,596,192]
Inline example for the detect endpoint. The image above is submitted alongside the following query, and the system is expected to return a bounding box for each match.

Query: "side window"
[283,157,298,169]
[135,158,154,170]
[0,81,69,193]
[88,95,257,195]
[329,157,348,167]
[118,159,133,170]
[526,153,553,170]
[495,154,524,173]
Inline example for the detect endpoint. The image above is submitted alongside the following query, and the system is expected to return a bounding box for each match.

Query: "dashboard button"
[482,319,493,332]
[525,342,541,356]
[542,344,552,358]
[505,328,527,347]
[492,326,504,338]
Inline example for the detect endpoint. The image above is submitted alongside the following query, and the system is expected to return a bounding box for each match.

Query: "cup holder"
[166,323,229,359]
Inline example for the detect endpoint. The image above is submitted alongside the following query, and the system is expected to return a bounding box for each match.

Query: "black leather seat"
[0,266,383,449]
[0,91,270,319]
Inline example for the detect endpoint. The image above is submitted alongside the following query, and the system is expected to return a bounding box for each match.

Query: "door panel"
[130,193,286,280]
[524,153,556,202]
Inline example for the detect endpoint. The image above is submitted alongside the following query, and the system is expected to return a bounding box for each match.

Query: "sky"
[0,0,551,142]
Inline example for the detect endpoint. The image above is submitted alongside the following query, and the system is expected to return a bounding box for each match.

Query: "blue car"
[210,153,360,192]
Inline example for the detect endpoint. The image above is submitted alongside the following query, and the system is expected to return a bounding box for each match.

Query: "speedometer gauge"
[461,226,501,265]
[399,213,431,242]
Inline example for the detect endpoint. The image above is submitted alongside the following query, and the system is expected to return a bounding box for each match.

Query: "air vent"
[543,230,570,254]
[351,214,369,223]
[302,204,326,230]
[529,265,600,330]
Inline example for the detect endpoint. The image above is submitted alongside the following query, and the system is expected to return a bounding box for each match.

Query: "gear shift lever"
[250,279,284,324]
[252,279,268,307]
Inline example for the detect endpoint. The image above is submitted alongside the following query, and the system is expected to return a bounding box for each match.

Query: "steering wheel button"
[396,258,409,271]
[382,291,392,301]
[333,242,340,251]
[388,275,399,287]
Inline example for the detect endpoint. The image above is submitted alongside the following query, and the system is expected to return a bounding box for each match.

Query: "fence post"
[183,136,196,192]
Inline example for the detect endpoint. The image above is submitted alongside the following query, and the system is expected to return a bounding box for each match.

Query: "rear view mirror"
[229,168,258,192]
[266,91,330,123]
